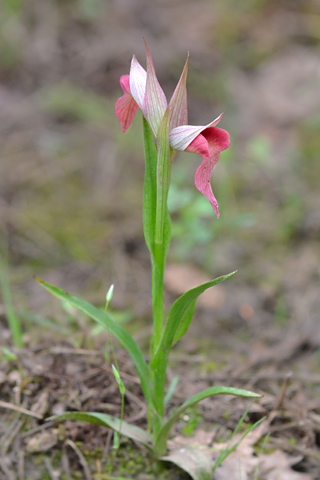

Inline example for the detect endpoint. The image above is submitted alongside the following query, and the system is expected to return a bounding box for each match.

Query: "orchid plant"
[37,40,259,478]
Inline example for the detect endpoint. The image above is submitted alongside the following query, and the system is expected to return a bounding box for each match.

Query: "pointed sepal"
[143,39,168,136]
[169,55,189,130]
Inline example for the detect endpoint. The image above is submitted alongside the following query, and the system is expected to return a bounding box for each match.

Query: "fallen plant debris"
[165,420,314,480]
[1,336,320,478]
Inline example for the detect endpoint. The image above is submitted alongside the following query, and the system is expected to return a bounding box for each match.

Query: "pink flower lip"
[168,112,230,218]
[185,126,230,218]
[169,113,223,151]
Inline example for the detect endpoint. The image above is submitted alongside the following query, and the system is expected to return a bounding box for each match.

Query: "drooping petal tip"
[194,158,220,218]
[184,126,230,218]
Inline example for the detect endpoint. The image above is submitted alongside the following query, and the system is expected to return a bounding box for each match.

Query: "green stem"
[152,109,171,354]
[151,111,172,440]
[142,111,172,439]
[151,246,164,356]
[151,243,166,439]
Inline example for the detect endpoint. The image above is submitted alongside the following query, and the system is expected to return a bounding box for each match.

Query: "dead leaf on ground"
[164,420,313,480]
[25,429,58,453]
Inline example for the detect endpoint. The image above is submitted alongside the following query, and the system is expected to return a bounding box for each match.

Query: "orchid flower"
[40,42,258,469]
[115,40,230,218]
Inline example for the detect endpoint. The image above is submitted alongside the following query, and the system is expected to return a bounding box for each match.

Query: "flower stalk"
[115,39,234,439]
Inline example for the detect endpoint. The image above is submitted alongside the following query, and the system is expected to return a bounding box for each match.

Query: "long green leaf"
[36,278,152,408]
[49,412,152,448]
[173,271,236,345]
[151,272,236,413]
[155,386,261,456]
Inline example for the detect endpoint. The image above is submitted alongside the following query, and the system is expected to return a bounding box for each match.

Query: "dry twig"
[65,439,92,480]
[0,400,43,419]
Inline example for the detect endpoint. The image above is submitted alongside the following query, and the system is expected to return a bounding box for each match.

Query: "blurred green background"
[1,0,320,334]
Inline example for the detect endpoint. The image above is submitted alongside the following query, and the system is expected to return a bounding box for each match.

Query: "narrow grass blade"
[20,310,70,335]
[164,376,179,406]
[0,255,23,347]
[155,386,260,456]
[213,416,266,471]
[36,278,153,408]
[253,432,270,480]
[49,412,152,448]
